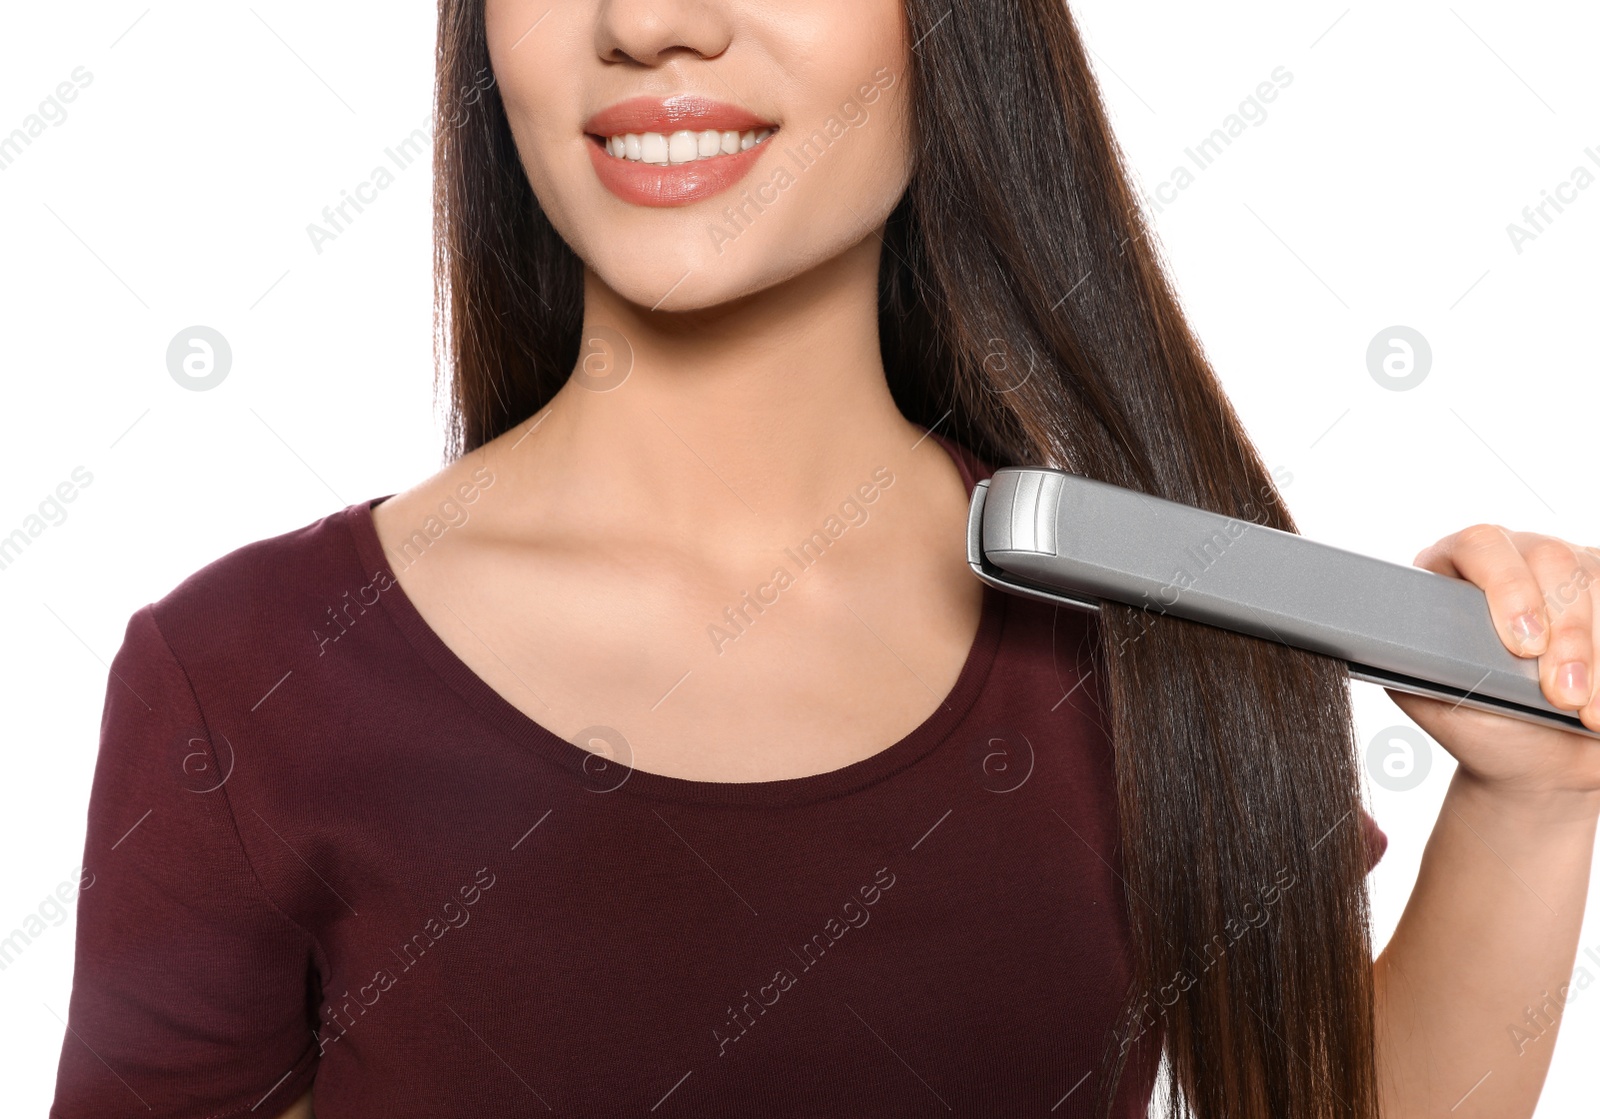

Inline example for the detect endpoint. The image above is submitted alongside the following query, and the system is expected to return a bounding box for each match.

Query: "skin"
[276,1,1600,1115]
[1374,531,1600,1116]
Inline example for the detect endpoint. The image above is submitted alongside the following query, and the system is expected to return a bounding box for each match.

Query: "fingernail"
[1557,661,1590,705]
[1511,611,1545,648]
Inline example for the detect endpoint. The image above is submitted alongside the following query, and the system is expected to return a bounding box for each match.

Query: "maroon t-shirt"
[52,428,1384,1118]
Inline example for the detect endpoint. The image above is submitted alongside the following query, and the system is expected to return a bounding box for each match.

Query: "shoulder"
[925,421,1394,875]
[136,499,382,682]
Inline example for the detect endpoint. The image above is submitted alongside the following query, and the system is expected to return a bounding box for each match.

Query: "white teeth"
[601,127,774,165]
[667,130,697,163]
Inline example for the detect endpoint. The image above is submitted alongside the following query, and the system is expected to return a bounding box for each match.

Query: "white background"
[1,2,1596,1115]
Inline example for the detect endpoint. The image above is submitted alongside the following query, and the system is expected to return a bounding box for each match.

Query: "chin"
[584,236,800,313]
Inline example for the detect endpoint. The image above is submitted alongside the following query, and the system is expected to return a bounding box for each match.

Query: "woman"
[51,1,1600,1117]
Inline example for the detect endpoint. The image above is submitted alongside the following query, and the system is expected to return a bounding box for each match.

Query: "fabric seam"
[140,602,327,1109]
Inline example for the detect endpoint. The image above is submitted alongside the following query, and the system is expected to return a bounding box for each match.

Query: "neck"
[493,234,933,556]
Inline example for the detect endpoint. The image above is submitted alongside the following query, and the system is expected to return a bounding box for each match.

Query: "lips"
[583,94,775,137]
[582,94,779,208]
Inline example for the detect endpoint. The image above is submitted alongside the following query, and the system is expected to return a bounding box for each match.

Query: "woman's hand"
[1373,526,1600,1118]
[1383,523,1600,803]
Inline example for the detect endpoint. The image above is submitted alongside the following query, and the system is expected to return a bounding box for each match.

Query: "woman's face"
[484,0,913,312]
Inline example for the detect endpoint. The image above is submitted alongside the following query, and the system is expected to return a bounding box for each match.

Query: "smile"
[598,128,777,165]
[582,94,780,207]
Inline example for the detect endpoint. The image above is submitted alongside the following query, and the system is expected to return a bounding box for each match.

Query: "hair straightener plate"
[967,467,1600,740]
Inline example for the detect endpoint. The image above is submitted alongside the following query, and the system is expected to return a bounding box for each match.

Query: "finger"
[1569,552,1600,730]
[1512,533,1596,712]
[1411,536,1463,579]
[1534,535,1600,628]
[1583,616,1600,732]
[1437,524,1550,657]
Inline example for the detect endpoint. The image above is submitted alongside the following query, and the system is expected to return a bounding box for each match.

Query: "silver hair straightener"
[967,467,1600,740]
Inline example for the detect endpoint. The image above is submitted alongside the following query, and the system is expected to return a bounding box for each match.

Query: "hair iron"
[967,467,1600,740]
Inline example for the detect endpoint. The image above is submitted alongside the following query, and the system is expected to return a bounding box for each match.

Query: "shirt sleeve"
[1359,806,1388,874]
[51,605,321,1119]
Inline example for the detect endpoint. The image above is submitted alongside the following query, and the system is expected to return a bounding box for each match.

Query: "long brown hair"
[432,3,1379,1116]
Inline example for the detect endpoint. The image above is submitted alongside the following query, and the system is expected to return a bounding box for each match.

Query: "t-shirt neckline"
[341,423,1006,807]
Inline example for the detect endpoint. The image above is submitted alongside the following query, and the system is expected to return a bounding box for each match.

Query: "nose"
[594,0,734,67]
